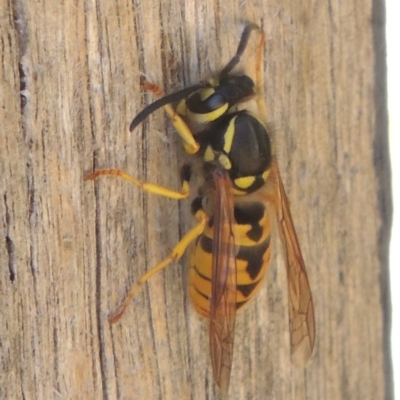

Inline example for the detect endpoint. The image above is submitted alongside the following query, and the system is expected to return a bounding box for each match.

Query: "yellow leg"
[254,29,268,119]
[143,82,200,154]
[85,167,190,200]
[108,209,208,323]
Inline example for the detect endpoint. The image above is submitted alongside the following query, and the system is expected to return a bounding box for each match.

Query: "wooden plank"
[0,0,391,399]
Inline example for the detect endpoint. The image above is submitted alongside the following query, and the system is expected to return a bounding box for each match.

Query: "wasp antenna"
[129,82,210,132]
[220,23,260,77]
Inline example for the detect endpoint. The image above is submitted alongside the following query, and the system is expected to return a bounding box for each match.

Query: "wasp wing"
[270,158,315,366]
[209,170,237,394]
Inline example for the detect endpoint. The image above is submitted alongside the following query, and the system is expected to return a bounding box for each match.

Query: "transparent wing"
[270,158,316,366]
[209,169,237,393]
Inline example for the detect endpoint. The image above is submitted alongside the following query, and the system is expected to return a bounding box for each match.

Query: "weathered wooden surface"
[0,0,391,399]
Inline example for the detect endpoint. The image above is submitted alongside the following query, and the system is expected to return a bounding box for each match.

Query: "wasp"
[86,23,315,393]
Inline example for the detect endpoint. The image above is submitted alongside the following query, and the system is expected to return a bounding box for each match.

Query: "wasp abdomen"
[189,200,271,317]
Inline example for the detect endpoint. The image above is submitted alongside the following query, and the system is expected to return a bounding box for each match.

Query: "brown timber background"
[0,0,392,399]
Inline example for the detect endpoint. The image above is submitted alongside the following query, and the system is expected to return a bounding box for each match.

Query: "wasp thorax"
[201,111,271,193]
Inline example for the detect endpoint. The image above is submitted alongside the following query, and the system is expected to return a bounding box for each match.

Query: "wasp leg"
[108,208,208,323]
[254,28,268,119]
[86,164,191,200]
[142,82,200,155]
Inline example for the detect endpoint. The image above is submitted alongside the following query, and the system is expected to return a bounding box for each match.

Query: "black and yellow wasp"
[87,23,315,393]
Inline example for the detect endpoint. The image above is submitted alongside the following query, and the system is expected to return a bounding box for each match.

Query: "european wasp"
[87,23,315,393]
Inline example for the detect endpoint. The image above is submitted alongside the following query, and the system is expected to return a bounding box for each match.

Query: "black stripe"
[200,235,213,254]
[234,202,266,242]
[236,280,260,298]
[193,264,211,282]
[237,235,271,280]
[199,306,209,315]
[201,232,270,281]
[236,301,246,310]
[193,284,210,300]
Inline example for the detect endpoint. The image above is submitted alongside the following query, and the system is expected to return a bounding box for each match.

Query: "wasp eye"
[206,93,226,110]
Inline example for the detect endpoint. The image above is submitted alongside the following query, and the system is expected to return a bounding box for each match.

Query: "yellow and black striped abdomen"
[189,200,271,317]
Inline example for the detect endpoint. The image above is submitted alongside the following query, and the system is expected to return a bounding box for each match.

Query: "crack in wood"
[4,193,16,282]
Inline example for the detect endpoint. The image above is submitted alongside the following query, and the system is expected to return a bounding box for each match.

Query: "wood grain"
[0,0,391,399]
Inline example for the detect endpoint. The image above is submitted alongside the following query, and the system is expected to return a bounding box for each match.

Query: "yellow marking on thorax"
[262,169,270,181]
[218,154,232,170]
[222,117,237,153]
[234,176,255,189]
[200,87,215,101]
[204,146,215,162]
